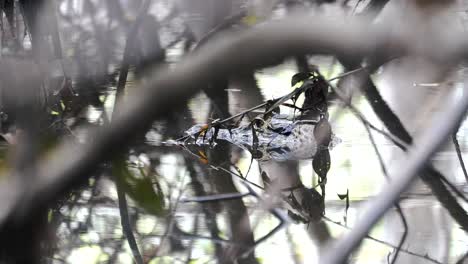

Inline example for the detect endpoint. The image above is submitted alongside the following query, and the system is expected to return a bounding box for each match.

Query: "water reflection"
[168,65,468,263]
[57,62,468,263]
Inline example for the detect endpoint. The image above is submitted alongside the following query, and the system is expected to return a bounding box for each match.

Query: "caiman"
[183,114,340,162]
[180,70,340,162]
[178,70,340,222]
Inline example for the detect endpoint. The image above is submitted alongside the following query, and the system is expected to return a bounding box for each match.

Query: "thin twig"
[111,2,153,263]
[330,84,409,149]
[322,216,442,264]
[194,10,247,50]
[327,66,367,82]
[144,232,237,245]
[154,170,188,257]
[185,160,224,261]
[363,125,408,264]
[331,70,468,230]
[116,181,143,264]
[351,0,364,15]
[115,0,152,98]
[179,179,289,259]
[177,67,368,142]
[174,102,268,142]
[181,192,251,203]
[452,133,468,184]
[321,82,468,264]
[236,182,290,260]
[438,175,468,203]
[179,144,265,190]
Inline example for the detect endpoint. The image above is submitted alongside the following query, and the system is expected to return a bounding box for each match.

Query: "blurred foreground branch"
[321,86,468,263]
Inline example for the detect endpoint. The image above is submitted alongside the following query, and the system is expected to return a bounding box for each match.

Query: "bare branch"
[321,83,468,263]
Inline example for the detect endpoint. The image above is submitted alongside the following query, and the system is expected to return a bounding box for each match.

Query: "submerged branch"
[321,83,468,263]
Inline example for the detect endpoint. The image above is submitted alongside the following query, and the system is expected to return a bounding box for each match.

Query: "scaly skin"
[186,114,339,161]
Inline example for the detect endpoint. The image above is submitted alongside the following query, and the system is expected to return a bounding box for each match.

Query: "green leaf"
[312,149,331,179]
[112,158,165,216]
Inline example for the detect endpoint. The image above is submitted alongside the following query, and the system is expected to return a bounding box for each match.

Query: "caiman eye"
[253,118,266,129]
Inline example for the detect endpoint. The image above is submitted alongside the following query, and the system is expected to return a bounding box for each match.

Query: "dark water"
[60,62,468,264]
